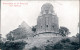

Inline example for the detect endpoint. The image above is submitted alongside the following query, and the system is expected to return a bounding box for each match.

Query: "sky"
[1,0,79,38]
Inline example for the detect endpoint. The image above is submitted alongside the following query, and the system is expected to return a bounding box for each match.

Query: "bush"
[70,42,79,45]
[53,43,63,49]
[29,46,41,50]
[66,38,70,42]
[45,45,53,50]
[70,42,79,50]
[45,38,79,50]
[0,42,4,49]
[61,38,70,43]
[1,40,27,50]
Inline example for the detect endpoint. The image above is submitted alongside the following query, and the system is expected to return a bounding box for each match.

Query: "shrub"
[65,38,70,42]
[61,38,70,43]
[29,46,41,50]
[70,42,79,45]
[70,42,79,50]
[1,40,27,50]
[61,39,66,43]
[45,38,79,50]
[45,45,53,50]
[53,43,63,49]
[0,42,4,49]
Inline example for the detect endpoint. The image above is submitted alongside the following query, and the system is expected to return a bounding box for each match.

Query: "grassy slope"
[23,36,63,50]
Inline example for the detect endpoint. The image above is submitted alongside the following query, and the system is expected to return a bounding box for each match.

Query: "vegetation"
[45,38,79,50]
[59,26,70,37]
[30,38,79,50]
[0,34,2,42]
[0,34,2,39]
[0,40,27,50]
[76,33,80,38]
[32,26,36,32]
[6,32,14,41]
[30,46,41,50]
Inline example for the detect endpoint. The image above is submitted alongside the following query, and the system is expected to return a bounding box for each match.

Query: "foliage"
[76,33,80,38]
[29,38,79,50]
[0,34,2,39]
[0,41,4,49]
[59,26,70,37]
[0,34,2,43]
[45,45,53,50]
[61,38,70,43]
[29,46,41,50]
[44,38,79,50]
[0,40,27,50]
[32,26,36,32]
[6,32,14,41]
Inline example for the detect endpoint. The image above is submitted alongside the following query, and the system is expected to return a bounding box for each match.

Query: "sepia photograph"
[0,0,79,50]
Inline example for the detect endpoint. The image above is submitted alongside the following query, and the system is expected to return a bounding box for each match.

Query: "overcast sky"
[1,1,79,37]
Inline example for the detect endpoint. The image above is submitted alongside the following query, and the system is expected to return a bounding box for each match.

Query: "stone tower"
[36,3,59,34]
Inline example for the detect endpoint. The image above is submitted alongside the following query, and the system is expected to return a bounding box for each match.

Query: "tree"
[0,34,2,42]
[1,40,27,50]
[32,26,36,32]
[6,32,14,41]
[59,26,70,37]
[76,33,79,38]
[0,34,2,39]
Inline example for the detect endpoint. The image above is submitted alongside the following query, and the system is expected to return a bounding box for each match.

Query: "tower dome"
[41,3,53,14]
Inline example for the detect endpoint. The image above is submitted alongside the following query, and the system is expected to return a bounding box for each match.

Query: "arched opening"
[41,26,42,29]
[46,25,48,27]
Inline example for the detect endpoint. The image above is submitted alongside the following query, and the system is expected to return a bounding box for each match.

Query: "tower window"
[45,10,49,14]
[41,26,42,28]
[52,25,54,28]
[46,25,48,27]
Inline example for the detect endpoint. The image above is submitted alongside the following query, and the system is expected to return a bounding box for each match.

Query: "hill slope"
[23,36,63,50]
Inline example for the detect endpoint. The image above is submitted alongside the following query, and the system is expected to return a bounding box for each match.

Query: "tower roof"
[42,3,53,8]
[41,3,53,14]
